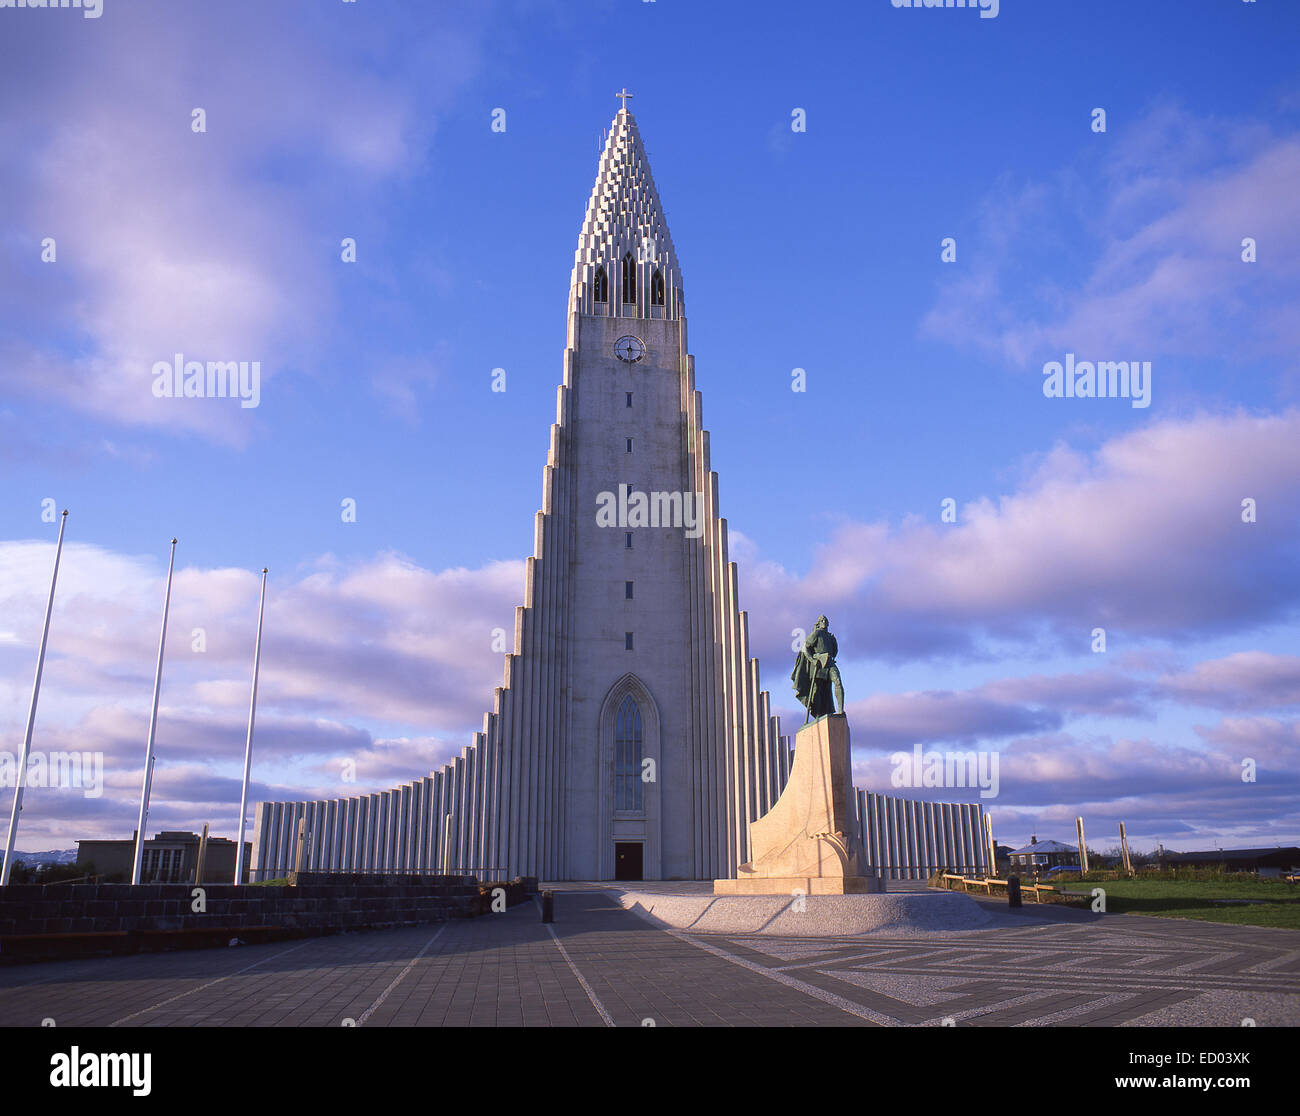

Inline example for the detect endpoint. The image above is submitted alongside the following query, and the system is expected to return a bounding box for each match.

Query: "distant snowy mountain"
[8,849,79,865]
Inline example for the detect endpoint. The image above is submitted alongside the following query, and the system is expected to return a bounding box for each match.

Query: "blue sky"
[1,0,1298,855]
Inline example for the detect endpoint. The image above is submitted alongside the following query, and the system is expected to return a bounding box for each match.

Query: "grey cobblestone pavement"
[0,888,1296,1027]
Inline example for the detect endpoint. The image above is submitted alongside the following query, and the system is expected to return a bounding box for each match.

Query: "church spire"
[569,98,683,320]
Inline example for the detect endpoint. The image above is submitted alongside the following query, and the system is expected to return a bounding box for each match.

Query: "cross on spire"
[616,88,634,111]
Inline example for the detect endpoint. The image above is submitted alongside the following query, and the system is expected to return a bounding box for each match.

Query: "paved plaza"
[0,887,1297,1027]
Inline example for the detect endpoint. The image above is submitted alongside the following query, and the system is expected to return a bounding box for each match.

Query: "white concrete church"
[250,100,992,884]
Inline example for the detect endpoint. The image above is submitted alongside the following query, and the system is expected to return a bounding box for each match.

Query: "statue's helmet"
[815,614,829,628]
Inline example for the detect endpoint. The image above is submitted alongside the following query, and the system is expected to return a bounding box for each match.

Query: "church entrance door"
[614,842,643,881]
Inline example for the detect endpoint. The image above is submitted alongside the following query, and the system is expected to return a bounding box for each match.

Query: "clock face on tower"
[614,335,646,363]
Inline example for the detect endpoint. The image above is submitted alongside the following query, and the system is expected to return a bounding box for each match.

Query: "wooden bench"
[938,873,1059,902]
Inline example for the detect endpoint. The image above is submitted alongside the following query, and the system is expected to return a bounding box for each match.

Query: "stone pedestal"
[713,875,879,895]
[714,713,882,895]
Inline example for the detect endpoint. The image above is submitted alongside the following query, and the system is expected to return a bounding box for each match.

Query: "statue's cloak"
[791,651,836,718]
[791,652,816,706]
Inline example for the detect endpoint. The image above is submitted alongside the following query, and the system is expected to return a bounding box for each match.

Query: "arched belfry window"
[650,270,665,306]
[614,695,643,811]
[621,252,636,306]
[593,266,608,303]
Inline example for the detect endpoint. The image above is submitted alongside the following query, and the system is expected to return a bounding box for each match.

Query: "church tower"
[539,97,792,879]
[250,100,792,882]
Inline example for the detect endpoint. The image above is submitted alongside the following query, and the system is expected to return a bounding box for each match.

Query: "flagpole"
[1,510,69,886]
[131,537,178,885]
[234,568,268,884]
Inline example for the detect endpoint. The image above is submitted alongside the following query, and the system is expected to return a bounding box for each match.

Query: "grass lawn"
[1054,878,1300,929]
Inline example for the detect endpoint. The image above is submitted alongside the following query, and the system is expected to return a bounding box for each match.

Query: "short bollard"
[1007,875,1022,908]
[541,889,554,923]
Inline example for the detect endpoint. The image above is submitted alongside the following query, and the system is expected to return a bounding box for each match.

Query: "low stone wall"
[0,874,505,964]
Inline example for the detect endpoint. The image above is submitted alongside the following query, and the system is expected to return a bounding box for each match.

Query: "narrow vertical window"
[651,269,665,306]
[625,580,634,599]
[621,251,636,305]
[614,695,643,810]
[626,392,633,408]
[625,531,632,549]
[625,632,634,650]
[593,266,608,302]
[625,437,633,453]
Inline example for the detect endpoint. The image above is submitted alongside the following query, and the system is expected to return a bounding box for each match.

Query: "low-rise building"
[1007,836,1077,874]
[1157,846,1300,877]
[76,831,250,883]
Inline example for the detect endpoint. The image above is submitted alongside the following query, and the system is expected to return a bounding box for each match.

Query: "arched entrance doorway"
[597,673,661,880]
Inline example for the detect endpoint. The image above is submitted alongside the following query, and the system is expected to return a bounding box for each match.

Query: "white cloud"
[0,1,484,444]
[0,540,521,843]
[921,105,1300,369]
[740,409,1300,662]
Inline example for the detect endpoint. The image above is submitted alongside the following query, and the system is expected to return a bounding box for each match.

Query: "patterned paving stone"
[0,888,1295,1026]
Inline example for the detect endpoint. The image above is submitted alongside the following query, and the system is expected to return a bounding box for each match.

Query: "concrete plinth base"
[714,713,876,896]
[618,888,995,935]
[713,875,884,895]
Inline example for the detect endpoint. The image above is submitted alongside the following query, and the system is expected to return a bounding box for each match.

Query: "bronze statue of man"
[791,614,844,722]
